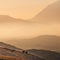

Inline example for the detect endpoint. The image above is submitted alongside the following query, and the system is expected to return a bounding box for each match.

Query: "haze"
[0,0,57,19]
[0,0,60,51]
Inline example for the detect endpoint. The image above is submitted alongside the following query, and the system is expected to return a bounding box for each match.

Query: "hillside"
[27,49,60,60]
[0,42,59,60]
[0,42,45,60]
[0,42,22,51]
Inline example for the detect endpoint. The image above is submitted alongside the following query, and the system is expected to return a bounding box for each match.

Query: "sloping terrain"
[28,49,60,60]
[0,42,45,60]
[0,42,60,60]
[0,42,22,51]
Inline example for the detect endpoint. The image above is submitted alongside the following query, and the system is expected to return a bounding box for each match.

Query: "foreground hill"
[0,42,60,60]
[27,49,60,60]
[0,42,22,51]
[0,42,45,60]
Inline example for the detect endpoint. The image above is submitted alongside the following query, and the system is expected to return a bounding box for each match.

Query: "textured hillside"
[28,49,60,60]
[0,42,60,60]
[0,42,22,51]
[0,42,45,60]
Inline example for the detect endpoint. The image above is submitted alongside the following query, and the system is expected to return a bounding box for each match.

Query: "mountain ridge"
[5,35,60,52]
[31,1,60,23]
[0,15,30,23]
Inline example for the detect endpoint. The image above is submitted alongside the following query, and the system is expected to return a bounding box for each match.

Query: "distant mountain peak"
[0,15,12,17]
[0,15,15,19]
[32,1,60,23]
[0,15,25,23]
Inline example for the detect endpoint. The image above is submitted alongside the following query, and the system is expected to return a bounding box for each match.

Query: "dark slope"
[0,42,60,60]
[0,42,22,51]
[0,42,45,60]
[28,49,60,60]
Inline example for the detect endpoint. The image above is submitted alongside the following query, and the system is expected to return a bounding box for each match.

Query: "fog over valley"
[0,0,60,53]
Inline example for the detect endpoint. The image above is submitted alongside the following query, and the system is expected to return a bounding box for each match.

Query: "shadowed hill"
[27,49,60,60]
[32,1,60,24]
[0,42,22,51]
[0,42,60,60]
[0,42,45,60]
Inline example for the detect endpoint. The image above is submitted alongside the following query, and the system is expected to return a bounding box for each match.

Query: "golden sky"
[0,0,57,19]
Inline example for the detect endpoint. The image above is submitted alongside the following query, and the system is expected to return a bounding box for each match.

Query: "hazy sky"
[0,0,59,50]
[0,0,57,19]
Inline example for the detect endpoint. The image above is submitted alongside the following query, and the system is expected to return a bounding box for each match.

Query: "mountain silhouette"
[32,1,60,24]
[27,35,60,52]
[0,15,29,23]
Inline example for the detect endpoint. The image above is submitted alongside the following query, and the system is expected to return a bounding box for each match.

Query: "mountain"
[27,49,60,60]
[0,15,29,23]
[6,35,60,52]
[0,42,45,60]
[32,1,60,24]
